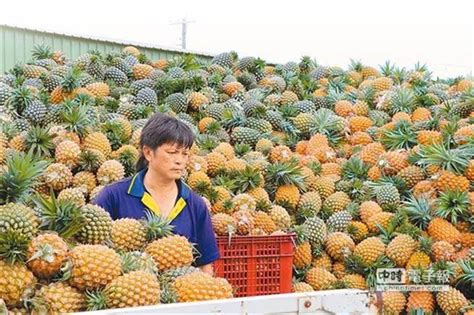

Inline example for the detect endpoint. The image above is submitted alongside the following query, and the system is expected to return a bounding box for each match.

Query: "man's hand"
[199,263,213,275]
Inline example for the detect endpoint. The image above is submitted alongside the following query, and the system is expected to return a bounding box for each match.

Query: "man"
[94,113,219,274]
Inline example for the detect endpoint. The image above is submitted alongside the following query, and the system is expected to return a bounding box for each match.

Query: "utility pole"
[170,18,195,50]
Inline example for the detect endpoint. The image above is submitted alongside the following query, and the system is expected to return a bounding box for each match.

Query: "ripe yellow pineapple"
[269,205,291,230]
[397,165,425,188]
[269,145,293,163]
[325,232,355,261]
[417,130,442,145]
[222,81,245,97]
[186,171,211,191]
[386,234,417,267]
[82,132,112,158]
[305,267,337,290]
[44,162,73,190]
[411,107,431,122]
[382,291,406,315]
[312,251,333,270]
[436,287,469,315]
[254,211,277,234]
[35,281,86,313]
[341,274,367,289]
[367,212,394,233]
[427,218,461,245]
[55,140,81,168]
[0,260,36,306]
[27,233,68,279]
[101,271,160,308]
[172,272,233,302]
[85,82,110,98]
[322,191,351,214]
[435,171,470,192]
[406,251,431,270]
[280,90,299,105]
[294,241,312,269]
[57,187,86,207]
[406,291,435,313]
[96,160,125,185]
[232,193,257,212]
[212,213,237,236]
[132,64,154,80]
[292,282,314,292]
[111,218,147,251]
[145,235,194,271]
[232,209,255,235]
[353,237,386,265]
[359,142,385,166]
[347,221,369,243]
[348,116,373,132]
[431,240,455,261]
[313,176,335,200]
[187,92,209,110]
[205,151,227,176]
[68,244,122,291]
[72,171,97,195]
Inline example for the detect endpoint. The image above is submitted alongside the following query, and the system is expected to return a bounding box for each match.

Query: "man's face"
[144,143,190,180]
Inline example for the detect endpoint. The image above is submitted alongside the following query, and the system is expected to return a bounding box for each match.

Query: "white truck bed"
[77,289,375,315]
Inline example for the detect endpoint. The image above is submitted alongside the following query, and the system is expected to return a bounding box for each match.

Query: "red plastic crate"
[214,234,295,297]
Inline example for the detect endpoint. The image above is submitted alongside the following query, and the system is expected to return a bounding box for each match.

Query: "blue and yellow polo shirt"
[93,169,219,266]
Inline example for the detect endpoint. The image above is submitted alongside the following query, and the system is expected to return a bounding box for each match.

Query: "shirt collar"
[127,168,190,200]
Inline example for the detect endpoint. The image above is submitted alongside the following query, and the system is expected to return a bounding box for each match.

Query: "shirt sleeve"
[92,185,117,220]
[194,198,220,266]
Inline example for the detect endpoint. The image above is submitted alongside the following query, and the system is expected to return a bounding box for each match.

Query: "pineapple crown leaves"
[344,254,395,290]
[341,157,370,181]
[140,210,174,242]
[402,195,434,230]
[85,289,108,311]
[416,235,433,254]
[379,120,417,150]
[264,158,307,193]
[31,44,54,60]
[435,189,470,225]
[61,102,94,138]
[32,191,86,239]
[0,229,30,264]
[408,142,474,175]
[0,150,49,205]
[6,86,35,116]
[61,67,82,92]
[388,87,417,114]
[25,126,55,159]
[120,251,158,275]
[456,259,474,289]
[233,166,264,193]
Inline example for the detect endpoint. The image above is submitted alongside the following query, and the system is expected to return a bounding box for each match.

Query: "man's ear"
[142,146,154,162]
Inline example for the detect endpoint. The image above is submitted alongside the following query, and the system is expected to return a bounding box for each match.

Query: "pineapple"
[57,187,86,207]
[359,201,383,224]
[297,191,322,221]
[254,211,277,234]
[303,216,327,246]
[145,235,194,271]
[205,151,227,176]
[26,232,68,279]
[353,237,386,265]
[292,282,314,292]
[386,234,417,267]
[35,281,86,313]
[112,219,146,251]
[436,287,469,315]
[313,176,335,200]
[324,232,355,261]
[269,205,291,230]
[55,140,81,168]
[427,217,461,245]
[406,291,435,313]
[72,171,97,195]
[322,191,351,214]
[230,210,253,236]
[305,267,337,290]
[326,210,352,232]
[68,244,122,291]
[341,274,367,290]
[172,272,233,302]
[85,82,110,98]
[83,132,112,158]
[88,270,160,310]
[0,260,36,306]
[382,291,406,315]
[76,204,112,245]
[44,162,73,190]
[96,160,125,185]
[212,213,237,236]
[367,211,394,233]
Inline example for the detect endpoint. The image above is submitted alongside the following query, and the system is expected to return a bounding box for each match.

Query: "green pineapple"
[166,93,188,113]
[23,100,48,125]
[231,127,261,147]
[135,87,157,106]
[375,185,400,210]
[326,210,352,232]
[303,216,327,247]
[212,52,236,69]
[435,189,470,225]
[0,83,12,106]
[75,204,113,245]
[104,67,128,86]
[6,86,35,117]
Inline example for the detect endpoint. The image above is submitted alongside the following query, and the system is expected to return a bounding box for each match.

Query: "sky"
[1,0,473,78]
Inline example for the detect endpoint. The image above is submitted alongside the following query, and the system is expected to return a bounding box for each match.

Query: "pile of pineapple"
[0,44,473,314]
